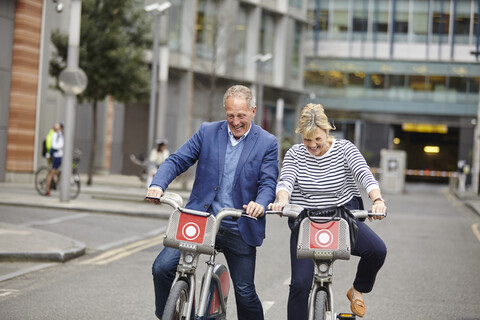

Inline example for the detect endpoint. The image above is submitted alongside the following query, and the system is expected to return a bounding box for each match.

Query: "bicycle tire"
[313,290,328,320]
[57,171,81,199]
[162,279,190,320]
[34,167,50,195]
[70,171,81,199]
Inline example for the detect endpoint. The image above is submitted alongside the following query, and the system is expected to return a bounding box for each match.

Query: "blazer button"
[214,187,218,191]
[204,204,208,208]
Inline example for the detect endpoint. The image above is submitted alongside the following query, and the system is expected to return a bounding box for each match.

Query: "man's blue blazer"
[151,120,279,247]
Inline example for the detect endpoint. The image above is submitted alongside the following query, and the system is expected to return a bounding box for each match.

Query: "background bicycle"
[35,148,82,199]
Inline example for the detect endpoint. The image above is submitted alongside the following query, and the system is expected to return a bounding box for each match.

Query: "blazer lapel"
[217,122,228,185]
[233,122,259,186]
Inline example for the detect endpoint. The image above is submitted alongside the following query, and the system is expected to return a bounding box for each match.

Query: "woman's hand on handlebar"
[243,201,265,218]
[267,200,288,212]
[369,202,387,221]
[145,186,164,204]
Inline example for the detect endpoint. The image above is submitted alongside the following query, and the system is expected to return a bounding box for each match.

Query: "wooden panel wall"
[6,0,42,172]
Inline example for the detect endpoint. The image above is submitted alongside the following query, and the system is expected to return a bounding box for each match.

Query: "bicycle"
[267,204,386,320]
[34,148,82,199]
[152,192,255,320]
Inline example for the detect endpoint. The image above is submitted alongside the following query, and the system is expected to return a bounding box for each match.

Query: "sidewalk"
[0,174,192,264]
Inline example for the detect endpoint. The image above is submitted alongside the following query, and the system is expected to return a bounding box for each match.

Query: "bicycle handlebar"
[266,204,387,219]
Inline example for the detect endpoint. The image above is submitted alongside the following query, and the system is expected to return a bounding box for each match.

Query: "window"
[412,0,429,42]
[289,0,302,9]
[168,2,183,52]
[331,0,349,40]
[291,21,302,79]
[233,5,248,68]
[394,0,409,41]
[259,11,275,73]
[353,0,368,33]
[196,0,219,60]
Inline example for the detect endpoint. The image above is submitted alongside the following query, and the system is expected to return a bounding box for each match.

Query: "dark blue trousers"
[287,197,387,320]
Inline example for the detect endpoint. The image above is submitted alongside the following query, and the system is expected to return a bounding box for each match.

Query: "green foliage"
[49,0,152,103]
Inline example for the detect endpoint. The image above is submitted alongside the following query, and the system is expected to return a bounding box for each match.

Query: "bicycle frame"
[296,216,351,320]
[268,205,384,320]
[160,193,243,320]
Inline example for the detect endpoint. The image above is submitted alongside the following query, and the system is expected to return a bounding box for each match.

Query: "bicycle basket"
[296,217,351,261]
[163,208,216,255]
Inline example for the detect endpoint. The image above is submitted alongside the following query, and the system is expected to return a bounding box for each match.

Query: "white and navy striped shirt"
[277,139,379,209]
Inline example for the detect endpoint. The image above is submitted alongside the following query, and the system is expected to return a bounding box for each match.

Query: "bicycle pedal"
[337,313,356,319]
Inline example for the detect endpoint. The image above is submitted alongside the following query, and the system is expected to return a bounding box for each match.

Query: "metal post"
[60,0,82,202]
[145,2,171,152]
[147,14,160,154]
[472,89,480,194]
[254,53,272,128]
[156,12,169,141]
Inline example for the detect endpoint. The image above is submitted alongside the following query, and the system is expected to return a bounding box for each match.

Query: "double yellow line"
[81,234,164,265]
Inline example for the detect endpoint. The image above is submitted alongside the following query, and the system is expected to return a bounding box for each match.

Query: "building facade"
[0,0,309,182]
[304,0,480,181]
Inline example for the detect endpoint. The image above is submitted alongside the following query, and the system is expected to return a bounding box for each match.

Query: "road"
[0,183,479,320]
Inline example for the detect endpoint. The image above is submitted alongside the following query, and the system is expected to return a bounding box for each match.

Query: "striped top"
[277,139,379,209]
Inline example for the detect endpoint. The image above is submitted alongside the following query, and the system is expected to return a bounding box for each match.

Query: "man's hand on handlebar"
[243,201,265,218]
[145,186,164,204]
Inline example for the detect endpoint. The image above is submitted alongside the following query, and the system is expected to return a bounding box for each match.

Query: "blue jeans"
[287,197,387,320]
[152,226,264,320]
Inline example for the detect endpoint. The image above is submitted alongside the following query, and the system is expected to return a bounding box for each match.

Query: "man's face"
[225,97,256,140]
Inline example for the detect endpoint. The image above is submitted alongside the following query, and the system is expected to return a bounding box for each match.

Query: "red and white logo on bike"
[309,221,339,250]
[176,213,207,244]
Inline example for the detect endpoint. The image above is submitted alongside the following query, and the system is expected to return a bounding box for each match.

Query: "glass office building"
[304,0,480,180]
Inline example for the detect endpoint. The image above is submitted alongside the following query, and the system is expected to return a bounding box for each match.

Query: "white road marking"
[20,213,91,227]
[0,289,19,297]
[472,223,480,242]
[81,234,164,265]
[95,228,164,251]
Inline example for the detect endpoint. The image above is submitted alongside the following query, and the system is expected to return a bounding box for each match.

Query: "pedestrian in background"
[45,123,64,196]
[146,139,170,188]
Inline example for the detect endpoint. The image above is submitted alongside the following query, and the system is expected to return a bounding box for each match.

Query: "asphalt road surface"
[0,183,479,320]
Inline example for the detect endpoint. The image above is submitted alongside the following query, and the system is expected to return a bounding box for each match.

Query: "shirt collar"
[227,122,252,146]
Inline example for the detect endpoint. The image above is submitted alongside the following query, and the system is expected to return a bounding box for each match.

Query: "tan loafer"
[346,287,365,317]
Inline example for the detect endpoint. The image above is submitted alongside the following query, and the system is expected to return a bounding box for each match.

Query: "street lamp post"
[254,53,272,128]
[470,49,480,194]
[58,0,87,202]
[145,1,171,153]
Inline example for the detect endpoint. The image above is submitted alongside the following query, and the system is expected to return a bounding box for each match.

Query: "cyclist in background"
[45,123,64,196]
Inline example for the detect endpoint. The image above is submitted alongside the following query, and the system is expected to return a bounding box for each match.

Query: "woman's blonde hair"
[295,103,335,139]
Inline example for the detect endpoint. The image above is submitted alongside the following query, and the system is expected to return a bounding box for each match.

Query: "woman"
[146,139,170,188]
[268,104,387,318]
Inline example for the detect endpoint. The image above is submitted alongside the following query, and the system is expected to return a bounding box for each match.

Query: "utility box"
[380,149,406,194]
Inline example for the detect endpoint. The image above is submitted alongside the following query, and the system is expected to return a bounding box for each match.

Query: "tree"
[50,0,152,185]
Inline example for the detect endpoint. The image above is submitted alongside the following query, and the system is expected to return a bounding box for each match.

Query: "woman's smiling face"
[302,127,330,157]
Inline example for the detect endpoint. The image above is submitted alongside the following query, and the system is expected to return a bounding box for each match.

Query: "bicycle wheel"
[313,290,328,320]
[57,171,81,199]
[34,167,50,195]
[162,279,190,320]
[70,171,81,199]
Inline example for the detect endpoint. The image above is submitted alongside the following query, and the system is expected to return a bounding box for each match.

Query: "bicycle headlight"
[184,253,194,264]
[319,263,329,273]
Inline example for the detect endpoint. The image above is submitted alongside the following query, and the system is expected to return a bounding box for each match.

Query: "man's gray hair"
[223,85,256,110]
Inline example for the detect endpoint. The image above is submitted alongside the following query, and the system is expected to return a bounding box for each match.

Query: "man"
[145,85,279,320]
[45,123,64,196]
